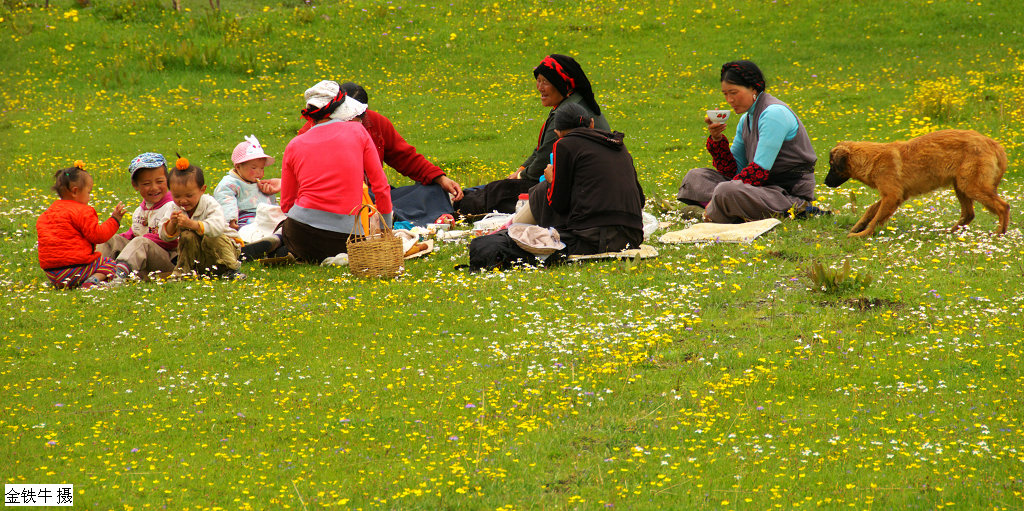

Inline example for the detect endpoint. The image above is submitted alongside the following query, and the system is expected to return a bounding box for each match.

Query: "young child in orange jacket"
[36,161,127,289]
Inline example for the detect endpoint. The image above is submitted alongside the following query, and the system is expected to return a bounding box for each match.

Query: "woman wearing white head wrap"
[278,80,393,263]
[302,80,369,122]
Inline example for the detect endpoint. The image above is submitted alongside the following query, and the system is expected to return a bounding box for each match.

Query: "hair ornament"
[175,153,190,171]
[73,160,85,170]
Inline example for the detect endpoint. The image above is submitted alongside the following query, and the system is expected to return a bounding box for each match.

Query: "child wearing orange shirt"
[36,162,127,289]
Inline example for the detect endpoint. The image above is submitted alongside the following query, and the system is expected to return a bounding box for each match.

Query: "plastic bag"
[471,212,514,235]
[642,212,658,239]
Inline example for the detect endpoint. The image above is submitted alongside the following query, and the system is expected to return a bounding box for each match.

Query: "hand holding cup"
[706,109,731,125]
[706,110,730,141]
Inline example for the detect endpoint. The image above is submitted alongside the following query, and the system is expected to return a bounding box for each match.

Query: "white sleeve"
[157,204,180,241]
[198,196,228,238]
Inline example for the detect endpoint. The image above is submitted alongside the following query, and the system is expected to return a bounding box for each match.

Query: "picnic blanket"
[658,218,782,244]
[567,244,658,262]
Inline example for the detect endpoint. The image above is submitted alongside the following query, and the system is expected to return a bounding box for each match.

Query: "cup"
[706,109,731,125]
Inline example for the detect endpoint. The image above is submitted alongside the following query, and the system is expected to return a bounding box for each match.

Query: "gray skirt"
[676,168,814,223]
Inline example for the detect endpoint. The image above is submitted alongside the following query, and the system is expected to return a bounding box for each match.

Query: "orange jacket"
[36,200,120,270]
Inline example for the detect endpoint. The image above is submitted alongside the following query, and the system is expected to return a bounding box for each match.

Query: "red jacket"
[299,110,445,185]
[36,200,120,270]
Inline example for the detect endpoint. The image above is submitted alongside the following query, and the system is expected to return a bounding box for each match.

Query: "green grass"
[3,0,1024,509]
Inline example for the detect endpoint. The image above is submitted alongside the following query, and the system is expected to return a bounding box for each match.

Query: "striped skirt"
[43,256,117,289]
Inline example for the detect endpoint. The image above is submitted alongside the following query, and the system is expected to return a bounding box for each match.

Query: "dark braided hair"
[52,163,88,197]
[551,103,593,131]
[720,60,766,93]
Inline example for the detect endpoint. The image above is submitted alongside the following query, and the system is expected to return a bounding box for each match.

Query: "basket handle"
[348,203,393,237]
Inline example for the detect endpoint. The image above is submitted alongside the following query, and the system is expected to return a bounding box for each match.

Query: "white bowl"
[707,109,731,124]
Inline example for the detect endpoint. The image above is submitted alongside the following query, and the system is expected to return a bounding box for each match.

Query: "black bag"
[468,230,538,270]
[468,229,570,271]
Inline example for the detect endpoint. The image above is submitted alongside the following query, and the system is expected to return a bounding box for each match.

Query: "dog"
[825,129,1009,237]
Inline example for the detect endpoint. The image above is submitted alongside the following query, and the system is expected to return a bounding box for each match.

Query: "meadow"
[2,0,1024,509]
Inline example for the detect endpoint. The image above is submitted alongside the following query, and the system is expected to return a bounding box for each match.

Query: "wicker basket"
[346,204,404,279]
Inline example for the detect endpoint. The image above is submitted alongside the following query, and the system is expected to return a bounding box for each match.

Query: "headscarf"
[533,54,602,115]
[302,80,368,123]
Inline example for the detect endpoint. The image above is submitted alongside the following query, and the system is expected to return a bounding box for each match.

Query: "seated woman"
[297,82,464,202]
[676,60,817,223]
[468,104,644,269]
[455,54,610,215]
[279,80,392,263]
[528,103,644,253]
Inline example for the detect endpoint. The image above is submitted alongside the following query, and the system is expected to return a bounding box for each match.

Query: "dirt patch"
[822,297,902,311]
[767,250,805,262]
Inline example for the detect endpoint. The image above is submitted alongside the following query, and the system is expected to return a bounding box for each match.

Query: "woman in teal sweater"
[677,60,818,223]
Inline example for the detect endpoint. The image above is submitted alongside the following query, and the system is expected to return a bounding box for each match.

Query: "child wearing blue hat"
[98,152,179,278]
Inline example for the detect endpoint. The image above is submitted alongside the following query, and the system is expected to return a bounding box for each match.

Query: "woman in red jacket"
[280,80,393,263]
[36,162,127,289]
[297,82,463,201]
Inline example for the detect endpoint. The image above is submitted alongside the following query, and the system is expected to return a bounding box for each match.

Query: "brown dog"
[825,129,1009,237]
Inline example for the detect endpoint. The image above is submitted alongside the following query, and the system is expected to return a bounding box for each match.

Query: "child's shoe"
[80,276,103,290]
[240,237,281,261]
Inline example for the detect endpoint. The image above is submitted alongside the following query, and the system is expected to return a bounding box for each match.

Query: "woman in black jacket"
[527,102,645,254]
[468,104,644,269]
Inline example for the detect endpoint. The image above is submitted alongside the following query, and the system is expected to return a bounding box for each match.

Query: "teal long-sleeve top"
[731,99,800,171]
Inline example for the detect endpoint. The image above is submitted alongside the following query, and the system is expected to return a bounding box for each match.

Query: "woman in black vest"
[676,60,817,223]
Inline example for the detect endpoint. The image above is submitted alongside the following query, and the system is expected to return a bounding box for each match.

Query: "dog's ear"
[825,145,851,188]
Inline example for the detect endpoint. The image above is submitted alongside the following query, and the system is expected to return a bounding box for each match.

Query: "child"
[98,152,179,278]
[213,135,284,260]
[37,161,128,289]
[160,156,243,278]
[214,135,279,230]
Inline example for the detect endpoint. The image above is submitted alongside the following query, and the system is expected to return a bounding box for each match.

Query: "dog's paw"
[847,230,872,238]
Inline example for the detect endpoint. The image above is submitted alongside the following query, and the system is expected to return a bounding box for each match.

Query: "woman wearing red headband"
[454,54,609,215]
[512,54,609,181]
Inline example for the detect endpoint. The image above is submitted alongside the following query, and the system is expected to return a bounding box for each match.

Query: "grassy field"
[3,0,1024,509]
